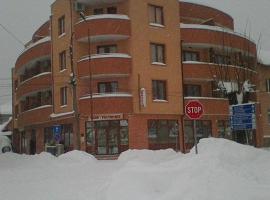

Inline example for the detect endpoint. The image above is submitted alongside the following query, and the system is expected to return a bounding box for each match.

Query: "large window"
[148,120,179,150]
[151,43,165,64]
[184,120,212,149]
[44,124,73,151]
[98,82,118,93]
[218,120,231,139]
[152,80,167,100]
[149,5,164,25]
[60,87,67,106]
[184,85,201,97]
[59,51,66,70]
[183,51,199,61]
[58,15,65,35]
[97,45,117,54]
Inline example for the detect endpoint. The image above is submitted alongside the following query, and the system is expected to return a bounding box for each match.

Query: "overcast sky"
[0,0,270,105]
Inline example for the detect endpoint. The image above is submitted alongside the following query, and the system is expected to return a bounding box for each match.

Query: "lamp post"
[80,12,94,153]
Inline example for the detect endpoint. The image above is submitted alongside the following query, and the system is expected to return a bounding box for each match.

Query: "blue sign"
[52,125,62,142]
[230,103,256,131]
[231,104,255,115]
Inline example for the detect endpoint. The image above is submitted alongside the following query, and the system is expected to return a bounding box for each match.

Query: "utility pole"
[80,11,94,153]
[69,0,81,150]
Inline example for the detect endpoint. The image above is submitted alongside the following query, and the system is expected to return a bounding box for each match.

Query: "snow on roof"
[20,36,51,56]
[0,102,12,115]
[258,50,270,65]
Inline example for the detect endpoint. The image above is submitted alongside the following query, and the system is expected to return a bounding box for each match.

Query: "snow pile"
[0,138,270,200]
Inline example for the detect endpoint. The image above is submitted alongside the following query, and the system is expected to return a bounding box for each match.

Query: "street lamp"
[80,12,95,153]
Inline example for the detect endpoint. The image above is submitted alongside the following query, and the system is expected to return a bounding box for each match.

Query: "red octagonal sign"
[185,100,204,120]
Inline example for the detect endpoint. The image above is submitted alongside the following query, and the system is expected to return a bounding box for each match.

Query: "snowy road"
[0,138,270,200]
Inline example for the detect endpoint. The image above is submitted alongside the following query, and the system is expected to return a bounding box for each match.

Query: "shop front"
[86,115,129,155]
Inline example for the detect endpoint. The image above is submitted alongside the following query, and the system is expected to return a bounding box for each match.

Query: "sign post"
[185,100,204,154]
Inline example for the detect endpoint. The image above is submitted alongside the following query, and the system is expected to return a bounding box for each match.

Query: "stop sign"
[185,100,204,120]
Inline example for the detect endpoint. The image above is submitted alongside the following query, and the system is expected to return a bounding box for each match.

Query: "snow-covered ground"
[0,138,270,200]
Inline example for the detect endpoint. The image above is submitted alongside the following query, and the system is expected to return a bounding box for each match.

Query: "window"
[268,109,270,124]
[218,120,231,139]
[152,80,167,100]
[107,7,117,14]
[266,79,270,92]
[184,120,212,150]
[184,85,201,97]
[149,5,164,25]
[58,15,65,35]
[151,43,165,63]
[94,8,104,15]
[98,82,118,93]
[59,51,66,70]
[148,120,179,150]
[196,120,212,140]
[183,51,199,61]
[97,45,117,54]
[60,87,67,106]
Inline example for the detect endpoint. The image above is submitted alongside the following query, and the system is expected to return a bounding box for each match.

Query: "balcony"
[79,92,133,115]
[75,14,130,43]
[77,53,131,78]
[16,72,52,99]
[183,61,257,83]
[184,97,229,116]
[18,105,53,128]
[77,0,125,6]
[180,24,256,55]
[15,37,51,73]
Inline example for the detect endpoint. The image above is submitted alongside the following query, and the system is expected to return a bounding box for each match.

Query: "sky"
[0,0,270,105]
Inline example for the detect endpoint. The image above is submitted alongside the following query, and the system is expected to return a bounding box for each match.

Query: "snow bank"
[0,138,270,200]
[118,149,180,164]
[58,150,96,164]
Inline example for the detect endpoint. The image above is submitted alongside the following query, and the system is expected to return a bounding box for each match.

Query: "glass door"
[97,128,107,155]
[108,127,119,154]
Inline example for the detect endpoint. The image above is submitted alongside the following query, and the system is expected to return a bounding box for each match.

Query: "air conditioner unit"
[74,2,86,12]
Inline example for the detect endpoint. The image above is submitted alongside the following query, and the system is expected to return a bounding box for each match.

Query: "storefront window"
[148,120,179,149]
[86,122,95,145]
[218,120,231,139]
[44,127,53,146]
[184,120,212,149]
[120,120,128,145]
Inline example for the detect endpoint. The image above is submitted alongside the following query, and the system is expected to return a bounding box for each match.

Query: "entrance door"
[30,130,36,155]
[96,121,120,155]
[97,128,107,155]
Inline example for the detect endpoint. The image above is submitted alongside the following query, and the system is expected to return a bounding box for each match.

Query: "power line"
[0,23,25,47]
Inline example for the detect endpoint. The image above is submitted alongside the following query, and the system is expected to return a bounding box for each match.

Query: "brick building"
[12,0,265,155]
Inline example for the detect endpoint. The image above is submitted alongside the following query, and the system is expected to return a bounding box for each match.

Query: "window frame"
[58,15,65,36]
[150,43,166,64]
[149,4,164,25]
[184,84,202,97]
[98,81,118,93]
[59,50,66,71]
[107,6,117,14]
[60,86,68,106]
[183,51,200,62]
[152,80,167,100]
[97,45,117,54]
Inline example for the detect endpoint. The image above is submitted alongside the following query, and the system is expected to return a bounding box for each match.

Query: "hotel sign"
[89,113,124,121]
